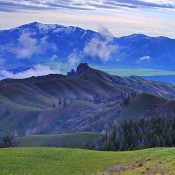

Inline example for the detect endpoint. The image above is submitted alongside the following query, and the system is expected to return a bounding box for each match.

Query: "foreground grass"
[0,148,175,175]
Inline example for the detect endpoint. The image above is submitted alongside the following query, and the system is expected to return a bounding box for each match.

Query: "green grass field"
[0,148,175,175]
[18,132,100,148]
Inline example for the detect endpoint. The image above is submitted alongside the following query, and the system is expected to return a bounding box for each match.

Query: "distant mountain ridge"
[1,64,175,136]
[0,22,175,71]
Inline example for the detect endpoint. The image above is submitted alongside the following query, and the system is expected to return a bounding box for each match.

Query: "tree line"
[101,116,175,151]
[0,135,16,148]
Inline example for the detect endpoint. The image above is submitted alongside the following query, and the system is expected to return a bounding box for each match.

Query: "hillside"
[120,93,175,121]
[1,64,175,136]
[0,148,174,175]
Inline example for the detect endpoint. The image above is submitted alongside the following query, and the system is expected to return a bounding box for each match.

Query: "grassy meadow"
[0,148,175,175]
[18,132,99,148]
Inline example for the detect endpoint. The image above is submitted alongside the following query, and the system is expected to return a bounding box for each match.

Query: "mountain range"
[0,22,175,72]
[1,63,175,137]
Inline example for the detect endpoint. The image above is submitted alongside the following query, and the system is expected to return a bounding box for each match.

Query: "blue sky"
[0,0,175,37]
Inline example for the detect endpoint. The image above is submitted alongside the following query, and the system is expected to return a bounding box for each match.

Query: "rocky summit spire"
[67,69,76,78]
[67,63,90,78]
[76,63,90,76]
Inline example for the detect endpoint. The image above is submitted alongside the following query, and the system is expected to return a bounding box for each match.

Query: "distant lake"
[92,66,175,77]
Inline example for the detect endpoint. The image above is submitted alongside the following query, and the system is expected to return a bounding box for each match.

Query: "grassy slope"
[119,93,168,121]
[2,68,175,135]
[18,132,100,148]
[0,148,175,175]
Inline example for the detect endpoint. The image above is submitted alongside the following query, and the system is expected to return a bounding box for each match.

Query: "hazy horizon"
[0,0,175,38]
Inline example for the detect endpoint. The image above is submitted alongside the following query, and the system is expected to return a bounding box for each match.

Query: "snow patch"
[53,26,76,34]
[35,23,58,32]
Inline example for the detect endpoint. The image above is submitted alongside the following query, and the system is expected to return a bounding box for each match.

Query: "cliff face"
[67,63,90,78]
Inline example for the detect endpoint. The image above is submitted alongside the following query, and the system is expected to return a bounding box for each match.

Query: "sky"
[0,0,175,37]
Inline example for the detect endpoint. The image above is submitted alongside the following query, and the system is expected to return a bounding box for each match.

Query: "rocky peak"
[67,63,90,78]
[67,69,76,78]
[76,63,90,76]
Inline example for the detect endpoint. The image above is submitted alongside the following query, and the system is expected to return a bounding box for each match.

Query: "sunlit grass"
[0,148,175,175]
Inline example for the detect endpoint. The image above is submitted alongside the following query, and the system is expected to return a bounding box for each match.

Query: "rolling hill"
[1,64,175,137]
[0,147,174,175]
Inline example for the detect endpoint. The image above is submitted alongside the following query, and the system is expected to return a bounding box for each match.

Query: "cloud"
[0,64,61,79]
[0,30,56,59]
[0,0,175,12]
[15,31,39,58]
[50,54,58,62]
[107,0,175,9]
[140,55,151,61]
[66,27,117,64]
[136,55,151,63]
[68,50,81,66]
[84,27,117,61]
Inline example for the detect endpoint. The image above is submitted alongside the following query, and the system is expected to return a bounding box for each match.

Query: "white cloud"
[0,30,56,59]
[0,64,61,79]
[0,0,175,38]
[140,56,151,61]
[15,31,38,58]
[16,31,56,59]
[84,27,117,61]
[68,50,81,66]
[1,0,175,11]
[136,55,151,64]
[66,27,118,63]
[98,27,114,42]
[141,0,175,6]
[50,54,58,62]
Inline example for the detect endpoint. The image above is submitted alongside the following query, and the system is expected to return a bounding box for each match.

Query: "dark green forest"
[101,117,175,151]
